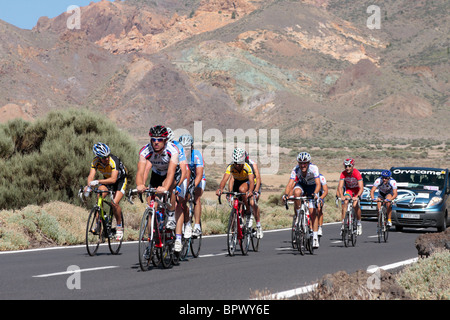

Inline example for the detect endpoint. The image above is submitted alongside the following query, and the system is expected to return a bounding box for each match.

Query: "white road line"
[33,266,119,278]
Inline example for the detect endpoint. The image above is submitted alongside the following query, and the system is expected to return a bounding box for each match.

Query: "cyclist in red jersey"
[337,158,364,235]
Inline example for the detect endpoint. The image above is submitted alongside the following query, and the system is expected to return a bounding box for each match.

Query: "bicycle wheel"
[161,229,174,268]
[138,208,155,271]
[227,209,238,256]
[179,232,190,261]
[350,209,357,247]
[295,215,306,256]
[382,208,389,243]
[342,211,350,247]
[190,221,202,258]
[291,213,298,249]
[240,225,250,256]
[107,209,123,255]
[377,209,383,243]
[251,225,260,252]
[86,207,102,256]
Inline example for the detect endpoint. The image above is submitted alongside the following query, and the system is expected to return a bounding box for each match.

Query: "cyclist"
[282,152,321,248]
[135,125,184,252]
[216,148,262,238]
[370,170,398,227]
[166,128,189,237]
[179,134,205,237]
[228,150,262,238]
[317,173,328,237]
[337,158,364,235]
[85,142,128,241]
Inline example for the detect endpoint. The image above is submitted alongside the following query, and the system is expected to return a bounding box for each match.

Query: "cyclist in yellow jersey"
[84,142,128,241]
[216,148,262,237]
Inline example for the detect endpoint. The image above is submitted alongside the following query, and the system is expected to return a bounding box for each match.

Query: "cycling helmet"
[149,125,169,138]
[297,152,311,163]
[93,142,110,158]
[166,127,175,142]
[381,170,392,178]
[232,148,246,164]
[343,158,355,166]
[179,134,194,147]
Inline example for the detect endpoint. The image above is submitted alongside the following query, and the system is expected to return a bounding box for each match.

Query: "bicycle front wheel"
[382,208,389,243]
[190,221,202,258]
[138,208,155,271]
[350,209,357,247]
[227,209,238,256]
[86,207,102,256]
[240,225,250,256]
[108,210,123,255]
[343,211,350,247]
[291,213,298,249]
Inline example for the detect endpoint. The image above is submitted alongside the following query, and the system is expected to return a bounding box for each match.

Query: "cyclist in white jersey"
[282,152,321,248]
[135,125,184,252]
[370,170,398,227]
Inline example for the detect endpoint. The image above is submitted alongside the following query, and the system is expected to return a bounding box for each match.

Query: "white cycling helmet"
[93,142,110,158]
[179,134,193,147]
[297,152,311,163]
[166,127,175,142]
[232,148,246,164]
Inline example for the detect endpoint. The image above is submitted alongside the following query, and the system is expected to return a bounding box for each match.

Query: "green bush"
[0,108,139,210]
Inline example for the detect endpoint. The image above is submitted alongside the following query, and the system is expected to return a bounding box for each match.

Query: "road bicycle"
[285,196,314,255]
[337,197,358,247]
[81,185,124,256]
[218,191,251,256]
[128,188,175,271]
[180,190,202,260]
[370,199,392,243]
[246,204,260,252]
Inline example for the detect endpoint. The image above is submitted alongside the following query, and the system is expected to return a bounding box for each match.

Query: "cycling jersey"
[91,154,127,180]
[139,142,179,176]
[187,149,206,180]
[373,177,397,195]
[226,162,254,181]
[290,163,320,186]
[340,169,362,197]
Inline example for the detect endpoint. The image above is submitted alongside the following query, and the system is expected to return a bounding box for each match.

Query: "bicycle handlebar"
[283,196,315,210]
[217,191,246,205]
[127,188,170,205]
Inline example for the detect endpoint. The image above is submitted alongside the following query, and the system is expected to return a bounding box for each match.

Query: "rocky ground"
[303,228,450,300]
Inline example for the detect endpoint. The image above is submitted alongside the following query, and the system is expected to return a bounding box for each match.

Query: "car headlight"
[427,197,443,208]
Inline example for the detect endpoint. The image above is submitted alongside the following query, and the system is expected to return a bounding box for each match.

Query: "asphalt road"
[0,220,423,300]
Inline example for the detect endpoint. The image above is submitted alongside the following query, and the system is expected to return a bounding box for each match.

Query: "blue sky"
[0,0,116,30]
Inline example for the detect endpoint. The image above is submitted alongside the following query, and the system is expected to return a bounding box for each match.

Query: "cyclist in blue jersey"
[179,134,206,237]
[370,170,398,227]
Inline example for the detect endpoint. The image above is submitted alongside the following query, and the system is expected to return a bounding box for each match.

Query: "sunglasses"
[151,138,165,143]
[382,177,390,179]
[345,165,353,168]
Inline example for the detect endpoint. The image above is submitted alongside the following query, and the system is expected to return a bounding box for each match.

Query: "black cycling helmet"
[149,125,169,138]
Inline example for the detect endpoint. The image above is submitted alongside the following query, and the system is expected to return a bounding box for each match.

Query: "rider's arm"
[248,174,255,194]
[321,183,328,200]
[356,179,364,198]
[136,154,148,192]
[283,178,296,200]
[86,168,97,189]
[178,160,188,187]
[313,176,321,197]
[216,173,231,195]
[253,163,261,193]
[337,179,344,199]
[370,185,377,200]
[99,170,118,185]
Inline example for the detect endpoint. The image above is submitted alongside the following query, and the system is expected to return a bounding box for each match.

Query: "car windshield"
[360,171,383,187]
[392,170,446,191]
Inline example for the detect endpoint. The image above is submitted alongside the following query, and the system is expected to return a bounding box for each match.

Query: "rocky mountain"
[0,0,449,143]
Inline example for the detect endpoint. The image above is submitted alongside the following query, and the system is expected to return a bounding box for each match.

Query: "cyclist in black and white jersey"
[135,125,185,252]
[370,170,398,227]
[282,152,322,248]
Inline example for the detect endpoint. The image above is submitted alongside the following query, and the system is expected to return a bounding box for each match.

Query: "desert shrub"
[0,108,139,210]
